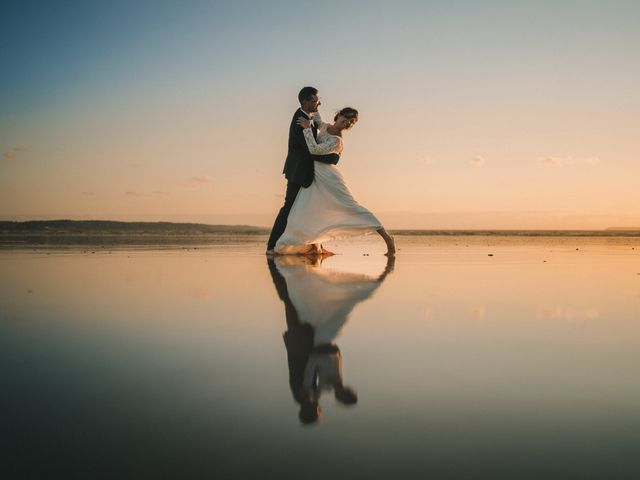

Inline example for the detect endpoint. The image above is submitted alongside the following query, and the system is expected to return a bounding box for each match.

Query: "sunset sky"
[1,1,639,229]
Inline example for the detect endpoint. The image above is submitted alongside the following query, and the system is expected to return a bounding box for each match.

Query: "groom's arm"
[291,117,309,152]
[291,114,336,164]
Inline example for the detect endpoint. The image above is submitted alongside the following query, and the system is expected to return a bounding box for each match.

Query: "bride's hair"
[334,107,359,123]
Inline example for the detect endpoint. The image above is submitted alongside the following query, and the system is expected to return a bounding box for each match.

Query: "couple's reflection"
[267,254,394,424]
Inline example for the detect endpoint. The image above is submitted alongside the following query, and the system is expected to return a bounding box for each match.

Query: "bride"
[275,107,396,256]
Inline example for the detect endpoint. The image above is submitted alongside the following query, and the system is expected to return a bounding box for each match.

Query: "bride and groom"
[266,86,395,256]
[267,253,395,423]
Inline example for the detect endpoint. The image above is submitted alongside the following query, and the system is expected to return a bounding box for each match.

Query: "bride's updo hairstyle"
[334,107,359,129]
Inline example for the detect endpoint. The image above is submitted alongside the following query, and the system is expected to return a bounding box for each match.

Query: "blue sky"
[2,1,640,228]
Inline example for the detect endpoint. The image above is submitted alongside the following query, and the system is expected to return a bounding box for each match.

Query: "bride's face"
[335,115,357,131]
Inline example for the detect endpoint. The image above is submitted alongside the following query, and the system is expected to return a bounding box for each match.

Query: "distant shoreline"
[1,220,640,247]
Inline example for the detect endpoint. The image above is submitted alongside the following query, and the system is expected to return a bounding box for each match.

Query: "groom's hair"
[298,86,318,104]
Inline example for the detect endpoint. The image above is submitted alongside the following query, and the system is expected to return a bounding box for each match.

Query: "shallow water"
[2,236,640,479]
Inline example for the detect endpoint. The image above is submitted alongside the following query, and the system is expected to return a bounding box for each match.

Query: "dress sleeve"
[303,128,342,155]
[312,112,327,128]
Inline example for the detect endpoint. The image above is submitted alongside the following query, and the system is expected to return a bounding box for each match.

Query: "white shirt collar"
[299,107,313,118]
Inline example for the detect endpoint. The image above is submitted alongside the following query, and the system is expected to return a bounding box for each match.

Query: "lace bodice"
[303,124,343,156]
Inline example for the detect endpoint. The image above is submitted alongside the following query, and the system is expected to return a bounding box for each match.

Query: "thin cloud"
[124,191,151,197]
[469,156,485,167]
[576,156,600,165]
[81,191,95,196]
[469,305,486,320]
[538,156,600,167]
[125,190,169,197]
[539,157,563,166]
[536,306,600,320]
[423,156,435,166]
[2,146,28,159]
[190,175,213,184]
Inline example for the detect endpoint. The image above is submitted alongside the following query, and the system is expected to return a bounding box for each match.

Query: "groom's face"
[303,94,321,113]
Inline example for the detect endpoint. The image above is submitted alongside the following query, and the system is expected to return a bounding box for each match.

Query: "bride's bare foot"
[304,243,335,256]
[300,244,322,259]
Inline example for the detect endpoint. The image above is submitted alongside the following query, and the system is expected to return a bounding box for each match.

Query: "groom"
[266,86,329,254]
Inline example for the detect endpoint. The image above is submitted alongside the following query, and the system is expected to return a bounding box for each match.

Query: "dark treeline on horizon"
[1,220,639,237]
[0,220,269,235]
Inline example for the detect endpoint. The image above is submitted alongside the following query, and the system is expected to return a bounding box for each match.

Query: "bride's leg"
[376,227,396,256]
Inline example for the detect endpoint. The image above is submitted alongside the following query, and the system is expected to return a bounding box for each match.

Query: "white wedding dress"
[275,121,382,254]
[274,256,384,346]
[274,256,386,393]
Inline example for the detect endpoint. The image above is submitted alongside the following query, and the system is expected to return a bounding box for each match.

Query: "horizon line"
[2,218,640,232]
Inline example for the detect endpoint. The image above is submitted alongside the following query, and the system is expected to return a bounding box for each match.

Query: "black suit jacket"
[266,258,314,403]
[282,108,335,188]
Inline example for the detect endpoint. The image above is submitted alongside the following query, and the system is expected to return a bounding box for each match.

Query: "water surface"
[2,236,640,478]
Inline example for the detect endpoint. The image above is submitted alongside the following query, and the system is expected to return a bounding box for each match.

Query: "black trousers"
[267,181,301,250]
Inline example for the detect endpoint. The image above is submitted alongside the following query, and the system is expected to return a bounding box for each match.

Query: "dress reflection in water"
[267,254,393,424]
